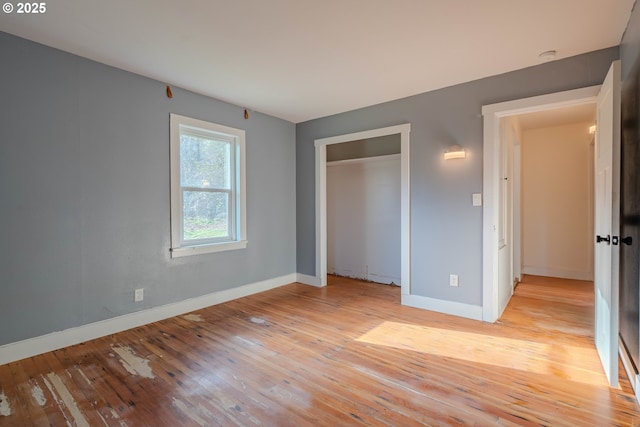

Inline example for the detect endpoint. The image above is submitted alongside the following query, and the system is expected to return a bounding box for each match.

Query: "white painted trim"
[171,240,247,257]
[401,294,483,321]
[315,124,411,296]
[315,144,328,287]
[482,86,600,322]
[296,273,323,287]
[327,153,401,167]
[0,273,297,365]
[521,266,593,281]
[513,140,522,283]
[314,125,409,147]
[400,127,411,296]
[481,86,600,117]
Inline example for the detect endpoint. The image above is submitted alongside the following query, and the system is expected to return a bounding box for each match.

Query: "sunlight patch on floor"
[356,321,608,387]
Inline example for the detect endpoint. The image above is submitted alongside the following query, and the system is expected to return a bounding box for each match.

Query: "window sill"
[170,240,248,258]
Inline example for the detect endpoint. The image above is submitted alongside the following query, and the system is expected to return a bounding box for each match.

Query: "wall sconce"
[444,144,466,160]
[589,124,596,134]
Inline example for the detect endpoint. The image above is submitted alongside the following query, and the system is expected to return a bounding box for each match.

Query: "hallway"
[501,275,595,338]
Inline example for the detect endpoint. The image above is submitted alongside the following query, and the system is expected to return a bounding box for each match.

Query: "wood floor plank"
[1,274,639,426]
[0,362,33,427]
[215,299,497,425]
[13,356,72,427]
[129,322,324,427]
[8,360,48,427]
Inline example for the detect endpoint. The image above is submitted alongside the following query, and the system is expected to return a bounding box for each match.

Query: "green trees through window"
[179,133,232,241]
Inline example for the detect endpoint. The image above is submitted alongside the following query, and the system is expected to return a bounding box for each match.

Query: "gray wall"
[297,47,619,306]
[326,134,400,162]
[0,32,297,346]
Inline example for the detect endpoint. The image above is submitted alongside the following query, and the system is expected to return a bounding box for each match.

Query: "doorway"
[482,86,600,322]
[483,61,622,388]
[314,124,411,295]
[515,104,597,280]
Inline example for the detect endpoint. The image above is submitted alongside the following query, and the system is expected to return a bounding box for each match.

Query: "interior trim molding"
[0,273,297,365]
[401,294,483,321]
[296,273,323,287]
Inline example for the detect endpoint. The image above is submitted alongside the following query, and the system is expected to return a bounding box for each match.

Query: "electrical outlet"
[134,288,144,302]
[449,274,459,287]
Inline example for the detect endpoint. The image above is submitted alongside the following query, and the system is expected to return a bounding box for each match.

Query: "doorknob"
[611,236,632,245]
[596,235,611,244]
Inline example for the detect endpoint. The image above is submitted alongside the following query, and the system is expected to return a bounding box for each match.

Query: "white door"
[594,60,621,387]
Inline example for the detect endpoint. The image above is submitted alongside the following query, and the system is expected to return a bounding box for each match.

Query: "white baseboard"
[296,273,324,287]
[401,294,483,321]
[521,266,593,281]
[0,273,297,366]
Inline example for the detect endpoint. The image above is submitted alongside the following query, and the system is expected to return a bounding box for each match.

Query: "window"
[170,114,246,257]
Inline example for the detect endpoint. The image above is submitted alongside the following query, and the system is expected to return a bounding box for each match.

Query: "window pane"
[180,133,230,189]
[182,191,229,241]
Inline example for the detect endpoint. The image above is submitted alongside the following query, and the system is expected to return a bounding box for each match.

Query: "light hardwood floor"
[1,274,639,426]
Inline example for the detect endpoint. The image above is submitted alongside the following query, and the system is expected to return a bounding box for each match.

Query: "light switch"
[472,193,482,206]
[450,274,459,287]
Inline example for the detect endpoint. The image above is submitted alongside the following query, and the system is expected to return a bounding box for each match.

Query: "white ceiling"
[0,0,634,123]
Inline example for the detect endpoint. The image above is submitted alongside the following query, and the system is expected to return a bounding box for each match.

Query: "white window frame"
[170,114,247,258]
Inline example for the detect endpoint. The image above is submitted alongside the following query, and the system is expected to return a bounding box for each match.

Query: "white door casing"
[594,60,621,387]
[497,118,515,314]
[513,141,522,284]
